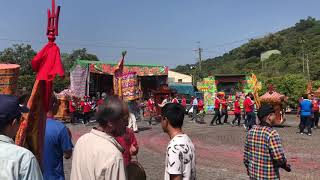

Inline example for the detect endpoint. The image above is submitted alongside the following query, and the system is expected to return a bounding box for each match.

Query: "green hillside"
[175,17,320,80]
[174,17,320,107]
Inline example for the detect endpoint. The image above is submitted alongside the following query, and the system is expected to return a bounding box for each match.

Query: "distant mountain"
[174,17,320,81]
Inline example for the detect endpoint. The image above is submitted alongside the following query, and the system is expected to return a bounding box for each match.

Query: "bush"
[53,76,70,93]
[259,74,308,108]
[17,75,70,94]
[18,75,36,92]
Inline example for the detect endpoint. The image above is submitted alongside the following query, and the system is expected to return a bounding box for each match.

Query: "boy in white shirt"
[161,103,196,180]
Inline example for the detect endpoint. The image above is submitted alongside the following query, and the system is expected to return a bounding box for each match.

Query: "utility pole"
[190,65,195,86]
[194,41,203,72]
[198,47,203,71]
[301,39,305,73]
[306,53,310,81]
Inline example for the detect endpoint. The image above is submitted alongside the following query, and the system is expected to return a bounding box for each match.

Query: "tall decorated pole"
[251,73,262,108]
[113,51,127,98]
[15,0,64,167]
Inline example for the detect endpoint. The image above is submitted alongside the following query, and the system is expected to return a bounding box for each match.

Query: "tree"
[0,44,36,75]
[69,48,99,61]
[62,48,99,72]
[53,76,70,93]
[259,74,308,107]
[17,74,36,92]
[295,16,317,32]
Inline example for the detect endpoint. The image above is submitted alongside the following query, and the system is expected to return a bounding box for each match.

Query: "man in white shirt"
[191,97,199,122]
[71,96,127,180]
[0,94,43,180]
[161,103,196,180]
[128,112,138,132]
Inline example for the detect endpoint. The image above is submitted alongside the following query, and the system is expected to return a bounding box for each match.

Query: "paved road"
[64,115,320,180]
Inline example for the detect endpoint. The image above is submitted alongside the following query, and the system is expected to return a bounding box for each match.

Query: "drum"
[127,161,146,180]
[0,64,20,95]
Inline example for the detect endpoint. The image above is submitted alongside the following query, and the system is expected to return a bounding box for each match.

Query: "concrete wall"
[168,70,192,84]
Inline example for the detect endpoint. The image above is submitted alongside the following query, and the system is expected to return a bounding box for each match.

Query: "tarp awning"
[169,83,195,95]
[73,60,168,76]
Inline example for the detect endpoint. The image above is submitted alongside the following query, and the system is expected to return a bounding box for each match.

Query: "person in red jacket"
[171,95,179,104]
[311,94,319,128]
[198,99,205,123]
[115,127,139,167]
[221,95,229,124]
[96,93,107,112]
[69,96,77,123]
[97,97,104,106]
[181,96,187,108]
[147,96,156,125]
[80,96,92,125]
[198,99,204,111]
[243,93,256,130]
[210,93,222,125]
[232,96,242,126]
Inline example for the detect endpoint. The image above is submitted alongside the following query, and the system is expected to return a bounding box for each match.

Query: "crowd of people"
[145,92,258,130]
[3,90,320,179]
[210,92,256,129]
[68,94,103,125]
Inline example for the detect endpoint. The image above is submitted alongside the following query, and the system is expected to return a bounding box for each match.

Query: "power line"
[0,37,194,51]
[0,32,271,53]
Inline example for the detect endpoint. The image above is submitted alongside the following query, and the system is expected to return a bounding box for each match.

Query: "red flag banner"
[15,80,47,165]
[16,0,64,166]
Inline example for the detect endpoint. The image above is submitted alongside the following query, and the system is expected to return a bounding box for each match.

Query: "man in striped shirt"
[244,104,291,180]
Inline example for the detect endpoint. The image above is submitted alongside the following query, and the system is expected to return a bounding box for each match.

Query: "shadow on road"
[138,127,152,132]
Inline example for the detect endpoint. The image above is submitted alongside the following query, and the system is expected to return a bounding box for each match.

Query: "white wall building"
[168,70,192,84]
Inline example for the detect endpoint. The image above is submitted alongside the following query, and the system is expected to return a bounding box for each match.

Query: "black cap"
[257,104,275,120]
[0,94,29,126]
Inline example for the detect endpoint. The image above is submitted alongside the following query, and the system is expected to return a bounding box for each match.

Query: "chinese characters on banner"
[121,72,140,101]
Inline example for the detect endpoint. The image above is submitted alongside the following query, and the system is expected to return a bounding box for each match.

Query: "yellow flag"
[251,73,261,108]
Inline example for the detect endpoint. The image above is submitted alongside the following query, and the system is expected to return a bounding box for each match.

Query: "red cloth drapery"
[31,42,64,111]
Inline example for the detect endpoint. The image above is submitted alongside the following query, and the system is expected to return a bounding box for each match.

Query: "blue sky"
[0,0,320,68]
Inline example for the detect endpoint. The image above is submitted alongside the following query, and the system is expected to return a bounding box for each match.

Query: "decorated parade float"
[314,86,320,97]
[197,76,216,113]
[53,89,75,121]
[259,84,286,125]
[197,74,260,113]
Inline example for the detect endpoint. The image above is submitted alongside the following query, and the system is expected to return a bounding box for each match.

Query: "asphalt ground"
[64,114,320,180]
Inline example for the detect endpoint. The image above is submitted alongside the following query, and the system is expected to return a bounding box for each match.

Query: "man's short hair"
[257,104,275,121]
[161,103,185,128]
[302,94,308,99]
[0,116,19,132]
[95,96,125,126]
